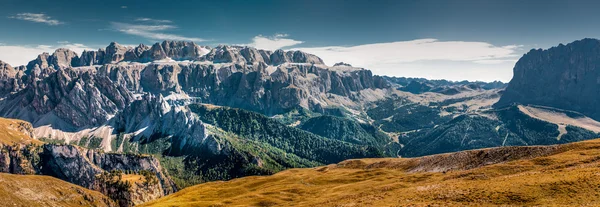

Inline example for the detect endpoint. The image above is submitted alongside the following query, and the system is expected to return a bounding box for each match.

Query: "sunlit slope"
[142,138,600,207]
[0,117,41,145]
[0,173,115,207]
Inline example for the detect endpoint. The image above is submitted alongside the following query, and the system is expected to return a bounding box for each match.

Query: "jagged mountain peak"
[19,41,329,71]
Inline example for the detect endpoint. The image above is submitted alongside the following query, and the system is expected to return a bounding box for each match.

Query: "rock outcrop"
[495,38,600,120]
[0,60,26,96]
[0,143,176,206]
[0,67,133,129]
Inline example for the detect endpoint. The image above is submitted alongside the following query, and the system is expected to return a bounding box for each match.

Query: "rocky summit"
[496,38,600,120]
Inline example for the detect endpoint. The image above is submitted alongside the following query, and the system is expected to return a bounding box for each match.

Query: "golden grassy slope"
[142,139,600,207]
[0,173,115,207]
[0,117,41,145]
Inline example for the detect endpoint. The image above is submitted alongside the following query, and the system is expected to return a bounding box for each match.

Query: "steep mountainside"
[108,102,385,184]
[141,138,600,207]
[0,41,390,144]
[0,143,177,206]
[496,38,600,120]
[298,115,399,155]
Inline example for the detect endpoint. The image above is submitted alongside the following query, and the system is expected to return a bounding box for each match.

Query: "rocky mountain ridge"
[23,41,326,71]
[496,38,600,121]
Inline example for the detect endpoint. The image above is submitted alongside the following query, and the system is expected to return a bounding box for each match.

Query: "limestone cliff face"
[0,67,134,128]
[0,60,26,96]
[0,41,389,133]
[496,38,600,120]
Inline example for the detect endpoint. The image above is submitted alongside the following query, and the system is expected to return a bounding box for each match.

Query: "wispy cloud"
[110,22,206,42]
[247,34,304,51]
[8,13,64,25]
[287,39,523,81]
[0,43,94,66]
[135,17,172,23]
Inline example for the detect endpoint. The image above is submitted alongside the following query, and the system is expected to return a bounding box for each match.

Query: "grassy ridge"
[141,138,600,207]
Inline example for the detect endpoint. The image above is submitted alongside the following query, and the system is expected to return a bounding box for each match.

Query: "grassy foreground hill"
[142,138,600,207]
[0,173,115,207]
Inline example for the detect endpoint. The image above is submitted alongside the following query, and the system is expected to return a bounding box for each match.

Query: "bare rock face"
[289,50,324,64]
[495,38,600,120]
[104,42,129,64]
[124,44,150,62]
[141,63,182,93]
[240,47,265,64]
[0,67,134,128]
[0,143,177,206]
[270,49,291,65]
[112,94,210,155]
[201,45,246,63]
[161,40,208,60]
[25,49,79,70]
[26,52,51,70]
[0,60,26,96]
[79,49,106,66]
[49,48,79,69]
[140,43,168,62]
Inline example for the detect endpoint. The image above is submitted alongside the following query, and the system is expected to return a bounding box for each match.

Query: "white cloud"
[290,39,524,82]
[9,13,64,25]
[0,43,94,66]
[111,22,205,42]
[135,18,173,23]
[247,34,304,51]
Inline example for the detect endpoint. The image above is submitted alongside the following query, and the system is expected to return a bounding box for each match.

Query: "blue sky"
[1,0,600,81]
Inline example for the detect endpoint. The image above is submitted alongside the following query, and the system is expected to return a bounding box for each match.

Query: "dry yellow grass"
[0,173,115,207]
[142,139,600,207]
[120,174,146,184]
[0,117,41,145]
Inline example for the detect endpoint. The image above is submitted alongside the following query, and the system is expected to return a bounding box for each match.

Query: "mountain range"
[1,38,600,206]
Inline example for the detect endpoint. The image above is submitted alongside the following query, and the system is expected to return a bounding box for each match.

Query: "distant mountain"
[385,76,507,94]
[496,38,600,120]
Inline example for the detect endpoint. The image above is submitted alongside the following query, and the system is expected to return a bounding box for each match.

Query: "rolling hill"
[0,173,115,207]
[141,138,600,207]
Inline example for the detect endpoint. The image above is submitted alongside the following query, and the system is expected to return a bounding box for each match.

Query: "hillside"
[0,117,41,145]
[141,138,600,207]
[0,173,115,207]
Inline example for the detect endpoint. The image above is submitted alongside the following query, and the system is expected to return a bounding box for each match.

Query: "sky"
[1,0,600,82]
